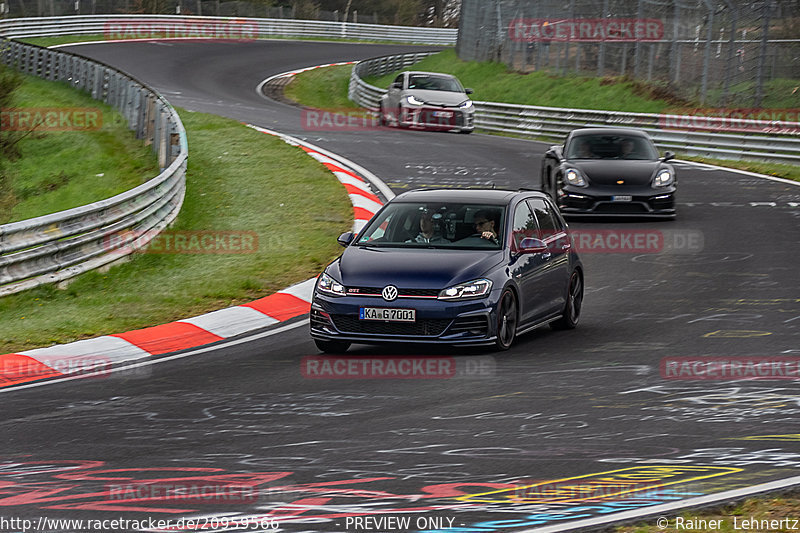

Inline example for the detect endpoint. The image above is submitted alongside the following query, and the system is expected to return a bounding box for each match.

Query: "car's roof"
[569,127,651,138]
[392,188,547,204]
[405,71,459,79]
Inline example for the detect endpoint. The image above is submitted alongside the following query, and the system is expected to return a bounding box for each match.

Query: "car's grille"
[449,315,489,336]
[594,202,649,214]
[331,315,451,336]
[346,287,440,298]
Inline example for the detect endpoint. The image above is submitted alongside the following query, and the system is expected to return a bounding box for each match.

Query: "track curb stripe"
[0,123,387,390]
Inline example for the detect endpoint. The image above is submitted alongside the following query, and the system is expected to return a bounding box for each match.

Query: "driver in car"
[407,210,450,244]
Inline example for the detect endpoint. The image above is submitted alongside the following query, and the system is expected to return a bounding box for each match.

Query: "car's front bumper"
[310,291,500,346]
[558,185,676,218]
[399,106,474,132]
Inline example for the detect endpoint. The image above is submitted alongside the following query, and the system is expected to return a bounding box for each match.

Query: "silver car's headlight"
[459,100,474,109]
[565,168,587,187]
[406,95,425,106]
[316,272,346,297]
[438,279,492,300]
[653,169,674,188]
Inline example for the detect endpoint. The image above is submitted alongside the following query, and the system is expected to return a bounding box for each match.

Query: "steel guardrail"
[0,15,458,44]
[349,53,800,164]
[0,37,187,296]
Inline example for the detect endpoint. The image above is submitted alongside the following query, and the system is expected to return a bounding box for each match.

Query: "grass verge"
[616,493,800,533]
[0,109,352,353]
[3,74,159,223]
[283,64,360,111]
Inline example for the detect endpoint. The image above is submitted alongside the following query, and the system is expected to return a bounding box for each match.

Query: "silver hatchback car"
[379,71,475,134]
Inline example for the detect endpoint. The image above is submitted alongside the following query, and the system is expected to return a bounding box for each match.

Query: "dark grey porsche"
[541,128,677,218]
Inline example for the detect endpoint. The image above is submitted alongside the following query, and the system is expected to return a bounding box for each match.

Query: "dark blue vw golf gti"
[310,189,584,353]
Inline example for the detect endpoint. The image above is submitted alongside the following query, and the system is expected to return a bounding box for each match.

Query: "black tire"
[494,289,518,350]
[543,167,556,200]
[551,270,583,330]
[459,128,473,134]
[314,339,351,354]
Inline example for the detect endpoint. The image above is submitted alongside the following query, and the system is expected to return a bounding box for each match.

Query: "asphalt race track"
[1,40,799,533]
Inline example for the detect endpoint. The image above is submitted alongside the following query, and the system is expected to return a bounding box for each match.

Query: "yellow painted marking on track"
[703,330,773,338]
[455,465,742,504]
[731,434,800,441]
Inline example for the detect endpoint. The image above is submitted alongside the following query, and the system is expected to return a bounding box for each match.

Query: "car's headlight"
[653,169,674,188]
[565,168,587,187]
[438,279,492,300]
[316,272,346,297]
[406,95,425,106]
[459,100,473,109]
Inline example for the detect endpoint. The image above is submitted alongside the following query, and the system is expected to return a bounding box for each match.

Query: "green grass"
[678,155,800,183]
[20,35,111,47]
[705,78,800,109]
[0,109,352,353]
[3,74,158,223]
[283,65,361,111]
[363,49,675,113]
[616,494,800,533]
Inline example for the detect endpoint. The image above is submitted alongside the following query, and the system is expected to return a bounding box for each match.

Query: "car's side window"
[529,198,565,241]
[394,74,405,89]
[512,201,539,249]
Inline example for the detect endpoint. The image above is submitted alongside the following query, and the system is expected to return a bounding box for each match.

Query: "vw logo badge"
[382,285,399,302]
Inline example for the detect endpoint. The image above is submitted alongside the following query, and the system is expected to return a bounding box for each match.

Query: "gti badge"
[382,285,399,302]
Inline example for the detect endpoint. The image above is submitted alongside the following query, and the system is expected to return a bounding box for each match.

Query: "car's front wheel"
[494,289,518,350]
[551,270,583,330]
[314,339,351,354]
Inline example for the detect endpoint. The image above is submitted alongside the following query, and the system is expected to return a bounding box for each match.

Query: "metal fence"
[349,51,800,164]
[0,37,187,296]
[0,14,458,44]
[457,0,800,108]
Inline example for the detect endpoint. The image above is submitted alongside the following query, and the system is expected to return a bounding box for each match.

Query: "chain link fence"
[457,0,800,108]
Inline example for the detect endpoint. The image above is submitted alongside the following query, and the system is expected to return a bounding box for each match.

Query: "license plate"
[432,111,452,118]
[612,195,633,202]
[360,308,416,322]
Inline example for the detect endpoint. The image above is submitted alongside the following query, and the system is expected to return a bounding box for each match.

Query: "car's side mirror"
[391,82,402,89]
[662,151,675,162]
[465,88,474,94]
[518,237,548,254]
[337,232,354,247]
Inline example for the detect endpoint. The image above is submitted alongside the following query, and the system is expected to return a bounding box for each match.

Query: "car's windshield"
[355,202,505,250]
[407,75,464,93]
[567,134,659,160]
